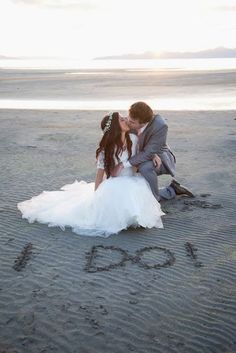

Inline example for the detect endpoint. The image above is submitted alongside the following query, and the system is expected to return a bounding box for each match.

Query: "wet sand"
[0,68,236,110]
[0,108,236,353]
[1,68,235,99]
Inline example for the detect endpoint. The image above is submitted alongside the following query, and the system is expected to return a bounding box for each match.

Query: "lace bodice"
[96,133,138,176]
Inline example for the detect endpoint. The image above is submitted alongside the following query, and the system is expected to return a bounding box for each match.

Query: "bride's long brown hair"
[96,112,132,178]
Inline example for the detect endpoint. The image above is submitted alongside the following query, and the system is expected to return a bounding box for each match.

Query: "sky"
[1,0,236,59]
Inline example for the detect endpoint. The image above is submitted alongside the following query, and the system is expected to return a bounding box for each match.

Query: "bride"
[17,112,164,237]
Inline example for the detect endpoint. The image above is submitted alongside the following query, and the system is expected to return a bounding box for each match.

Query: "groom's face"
[127,115,144,131]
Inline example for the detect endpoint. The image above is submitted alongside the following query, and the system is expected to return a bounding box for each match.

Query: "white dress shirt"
[123,123,148,168]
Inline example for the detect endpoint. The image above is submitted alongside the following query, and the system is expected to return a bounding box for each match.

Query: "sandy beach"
[1,67,236,110]
[0,106,236,353]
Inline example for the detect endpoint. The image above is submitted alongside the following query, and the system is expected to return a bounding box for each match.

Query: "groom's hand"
[110,162,124,177]
[153,154,162,170]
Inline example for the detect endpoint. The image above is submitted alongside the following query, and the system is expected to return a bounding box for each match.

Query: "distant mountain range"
[95,47,236,60]
[1,47,236,60]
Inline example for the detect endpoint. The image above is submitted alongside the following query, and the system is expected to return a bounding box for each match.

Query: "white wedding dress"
[17,134,164,237]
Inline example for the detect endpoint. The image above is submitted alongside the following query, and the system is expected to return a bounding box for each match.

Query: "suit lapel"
[138,116,156,150]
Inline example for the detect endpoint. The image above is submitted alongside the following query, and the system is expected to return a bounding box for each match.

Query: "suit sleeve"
[129,124,168,166]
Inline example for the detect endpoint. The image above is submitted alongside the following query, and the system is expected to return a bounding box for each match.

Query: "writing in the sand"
[12,242,202,273]
[84,243,203,273]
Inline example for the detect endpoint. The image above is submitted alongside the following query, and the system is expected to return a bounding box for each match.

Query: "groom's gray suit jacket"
[129,114,176,177]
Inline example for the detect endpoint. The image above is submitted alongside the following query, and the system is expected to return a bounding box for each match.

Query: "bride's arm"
[95,168,105,191]
[95,151,105,190]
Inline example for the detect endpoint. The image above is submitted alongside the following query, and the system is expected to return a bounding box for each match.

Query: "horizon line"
[1,47,236,60]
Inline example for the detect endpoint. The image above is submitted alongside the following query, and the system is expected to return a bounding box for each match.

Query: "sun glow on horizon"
[0,0,235,59]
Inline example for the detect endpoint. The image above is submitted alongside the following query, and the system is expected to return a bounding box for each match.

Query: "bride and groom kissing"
[17,101,194,237]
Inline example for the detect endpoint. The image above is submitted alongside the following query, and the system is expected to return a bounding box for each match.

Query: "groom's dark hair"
[129,101,153,123]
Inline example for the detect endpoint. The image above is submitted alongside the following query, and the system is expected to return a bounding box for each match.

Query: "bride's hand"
[110,163,124,177]
[153,154,162,169]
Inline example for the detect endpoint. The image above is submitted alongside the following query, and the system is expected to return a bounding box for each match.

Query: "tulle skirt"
[17,174,165,237]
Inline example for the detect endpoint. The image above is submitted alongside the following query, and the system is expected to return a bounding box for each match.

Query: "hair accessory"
[103,112,113,134]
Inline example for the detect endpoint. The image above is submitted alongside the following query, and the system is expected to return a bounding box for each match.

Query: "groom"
[111,101,194,202]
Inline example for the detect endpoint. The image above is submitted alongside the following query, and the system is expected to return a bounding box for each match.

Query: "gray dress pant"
[138,159,176,202]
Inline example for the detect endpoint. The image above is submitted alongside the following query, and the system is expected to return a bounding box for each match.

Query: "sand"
[1,68,236,110]
[0,68,235,98]
[0,108,236,353]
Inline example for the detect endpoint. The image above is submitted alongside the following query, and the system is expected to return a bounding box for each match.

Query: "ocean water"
[0,96,235,111]
[0,58,235,110]
[1,57,236,71]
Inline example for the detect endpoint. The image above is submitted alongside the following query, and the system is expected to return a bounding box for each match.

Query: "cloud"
[12,0,98,10]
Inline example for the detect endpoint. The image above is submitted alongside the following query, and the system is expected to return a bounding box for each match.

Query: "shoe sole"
[171,180,195,197]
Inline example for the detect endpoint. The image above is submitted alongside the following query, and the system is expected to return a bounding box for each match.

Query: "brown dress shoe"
[170,179,195,198]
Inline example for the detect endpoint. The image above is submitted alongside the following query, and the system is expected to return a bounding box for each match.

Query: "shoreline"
[1,67,236,111]
[1,106,236,112]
